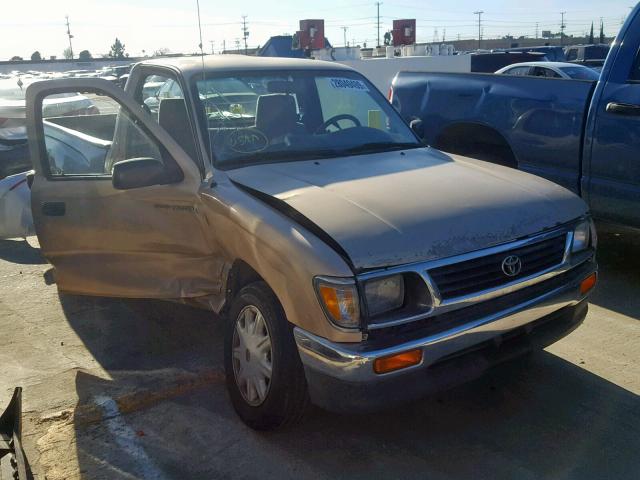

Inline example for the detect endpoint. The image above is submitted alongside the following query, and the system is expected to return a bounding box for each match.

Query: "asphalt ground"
[0,226,638,479]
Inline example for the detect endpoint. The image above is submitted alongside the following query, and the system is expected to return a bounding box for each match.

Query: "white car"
[1,79,98,238]
[495,62,600,80]
[0,171,33,238]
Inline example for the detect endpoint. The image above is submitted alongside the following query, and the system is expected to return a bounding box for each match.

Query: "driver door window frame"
[32,85,174,182]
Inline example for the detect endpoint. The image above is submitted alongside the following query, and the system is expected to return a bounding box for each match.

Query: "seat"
[158,98,198,160]
[254,94,299,140]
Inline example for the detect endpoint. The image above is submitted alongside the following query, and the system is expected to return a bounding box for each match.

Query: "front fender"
[199,174,362,343]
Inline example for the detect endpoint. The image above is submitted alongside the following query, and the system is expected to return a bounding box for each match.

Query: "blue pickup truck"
[390,5,640,230]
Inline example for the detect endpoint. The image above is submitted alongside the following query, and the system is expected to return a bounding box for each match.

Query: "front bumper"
[294,259,596,413]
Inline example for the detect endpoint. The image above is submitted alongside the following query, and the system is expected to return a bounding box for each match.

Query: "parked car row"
[495,43,610,67]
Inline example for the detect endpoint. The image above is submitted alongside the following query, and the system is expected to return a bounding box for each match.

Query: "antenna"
[195,0,205,63]
[65,15,74,59]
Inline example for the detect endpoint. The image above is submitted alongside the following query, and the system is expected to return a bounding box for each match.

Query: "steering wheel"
[315,114,361,133]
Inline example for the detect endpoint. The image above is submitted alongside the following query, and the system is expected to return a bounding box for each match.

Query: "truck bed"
[391,72,596,193]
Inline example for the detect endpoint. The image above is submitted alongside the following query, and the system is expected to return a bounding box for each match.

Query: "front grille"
[364,259,592,346]
[428,233,567,300]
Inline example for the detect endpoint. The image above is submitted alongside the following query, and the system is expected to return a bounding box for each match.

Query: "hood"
[227,148,587,270]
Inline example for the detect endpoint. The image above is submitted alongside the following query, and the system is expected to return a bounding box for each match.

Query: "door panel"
[586,10,640,228]
[26,78,222,298]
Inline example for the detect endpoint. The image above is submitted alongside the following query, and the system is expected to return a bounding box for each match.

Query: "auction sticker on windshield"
[328,78,369,91]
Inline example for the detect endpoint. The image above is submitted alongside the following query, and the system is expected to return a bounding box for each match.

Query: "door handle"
[41,202,66,216]
[606,102,640,116]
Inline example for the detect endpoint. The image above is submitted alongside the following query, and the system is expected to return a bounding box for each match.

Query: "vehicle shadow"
[588,225,640,319]
[52,289,639,480]
[267,353,640,480]
[0,238,46,265]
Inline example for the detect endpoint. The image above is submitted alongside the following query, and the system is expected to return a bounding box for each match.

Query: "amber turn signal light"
[580,273,597,295]
[374,349,423,374]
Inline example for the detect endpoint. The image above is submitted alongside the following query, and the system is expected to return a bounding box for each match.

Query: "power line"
[473,11,484,50]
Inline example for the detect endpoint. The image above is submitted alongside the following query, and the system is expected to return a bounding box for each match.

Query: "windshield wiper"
[224,148,342,168]
[344,142,422,155]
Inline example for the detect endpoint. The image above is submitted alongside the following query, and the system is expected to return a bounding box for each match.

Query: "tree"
[599,20,605,44]
[63,47,73,59]
[589,22,594,44]
[10,56,23,61]
[78,50,92,60]
[109,38,126,59]
[31,51,42,61]
[153,48,171,57]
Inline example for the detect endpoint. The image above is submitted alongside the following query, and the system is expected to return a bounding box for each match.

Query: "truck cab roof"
[134,55,354,80]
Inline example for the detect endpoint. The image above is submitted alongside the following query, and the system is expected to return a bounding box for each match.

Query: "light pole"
[241,16,249,55]
[65,15,74,59]
[376,2,382,47]
[560,11,566,46]
[474,11,484,50]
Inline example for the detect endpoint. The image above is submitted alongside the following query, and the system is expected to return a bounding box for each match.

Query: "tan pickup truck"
[25,56,597,430]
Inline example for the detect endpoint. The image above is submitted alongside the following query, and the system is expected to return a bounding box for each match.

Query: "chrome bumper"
[294,260,596,385]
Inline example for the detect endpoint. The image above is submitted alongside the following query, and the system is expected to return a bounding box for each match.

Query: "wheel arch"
[223,259,265,314]
[434,122,518,168]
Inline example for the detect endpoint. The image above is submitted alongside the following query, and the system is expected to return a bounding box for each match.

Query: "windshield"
[584,45,610,60]
[194,70,419,168]
[559,66,600,80]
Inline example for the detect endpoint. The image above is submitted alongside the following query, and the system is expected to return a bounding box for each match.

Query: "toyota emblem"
[501,255,522,277]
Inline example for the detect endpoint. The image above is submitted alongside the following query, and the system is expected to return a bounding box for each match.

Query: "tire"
[224,281,309,430]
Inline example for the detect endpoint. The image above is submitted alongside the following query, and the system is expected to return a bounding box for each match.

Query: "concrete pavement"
[0,229,638,479]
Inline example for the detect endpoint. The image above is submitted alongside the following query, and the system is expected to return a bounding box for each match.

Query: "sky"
[2,0,636,60]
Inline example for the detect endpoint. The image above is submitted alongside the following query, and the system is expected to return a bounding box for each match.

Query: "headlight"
[315,277,360,329]
[572,219,592,253]
[364,274,405,317]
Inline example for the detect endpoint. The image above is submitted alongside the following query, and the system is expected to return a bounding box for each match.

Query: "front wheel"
[224,281,309,430]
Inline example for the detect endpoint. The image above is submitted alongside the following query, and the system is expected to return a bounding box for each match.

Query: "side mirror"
[409,118,425,139]
[112,158,166,190]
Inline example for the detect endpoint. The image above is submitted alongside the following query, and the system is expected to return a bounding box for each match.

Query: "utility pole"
[65,15,74,59]
[535,22,539,39]
[241,15,249,55]
[474,11,483,50]
[375,2,382,47]
[210,40,215,54]
[342,26,348,47]
[442,28,446,42]
[223,40,226,54]
[560,11,566,46]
